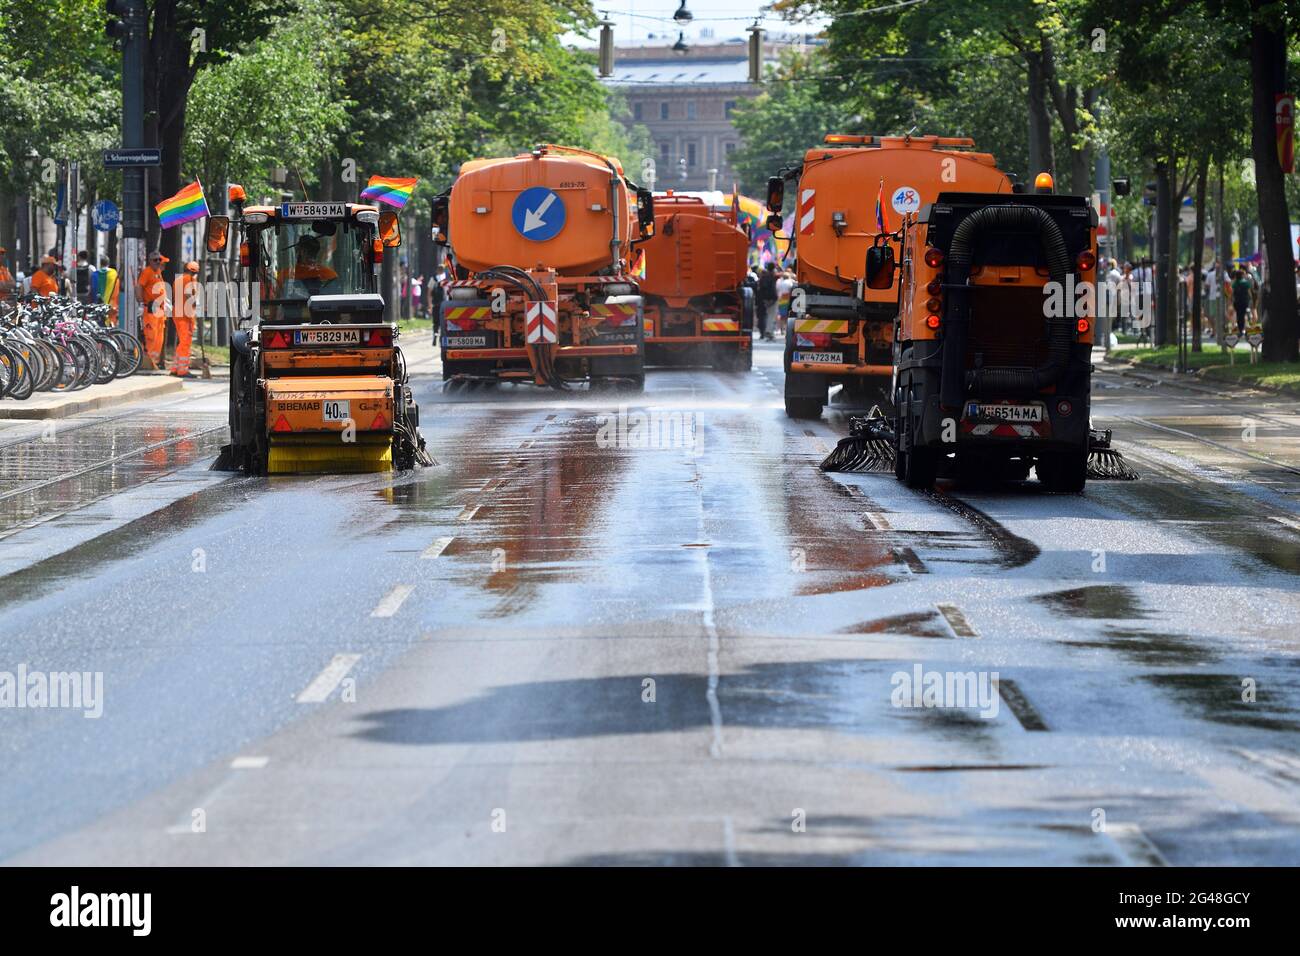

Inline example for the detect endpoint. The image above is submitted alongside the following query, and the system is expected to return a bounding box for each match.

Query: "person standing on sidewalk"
[1231,269,1253,334]
[31,255,60,297]
[169,261,199,377]
[139,252,169,369]
[0,247,14,302]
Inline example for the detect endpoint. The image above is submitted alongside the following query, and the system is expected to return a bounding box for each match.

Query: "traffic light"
[1112,177,1131,197]
[105,0,133,43]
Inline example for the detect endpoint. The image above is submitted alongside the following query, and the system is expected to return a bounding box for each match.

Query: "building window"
[633,102,642,121]
[724,142,737,161]
[687,101,697,120]
[687,142,697,168]
[724,100,737,118]
[659,142,671,164]
[660,102,670,121]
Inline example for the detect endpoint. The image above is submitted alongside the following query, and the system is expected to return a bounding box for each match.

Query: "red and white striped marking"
[525,300,558,344]
[798,189,816,235]
[966,423,1042,438]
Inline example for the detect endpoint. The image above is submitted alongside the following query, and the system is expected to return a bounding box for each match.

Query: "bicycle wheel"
[108,330,142,377]
[31,340,60,391]
[92,335,119,384]
[0,343,33,400]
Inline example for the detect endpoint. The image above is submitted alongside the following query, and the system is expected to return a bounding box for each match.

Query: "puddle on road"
[1066,626,1219,667]
[1034,585,1152,620]
[0,418,226,537]
[1141,671,1300,732]
[839,610,951,638]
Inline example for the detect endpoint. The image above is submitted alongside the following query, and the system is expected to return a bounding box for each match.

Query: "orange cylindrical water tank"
[448,146,636,277]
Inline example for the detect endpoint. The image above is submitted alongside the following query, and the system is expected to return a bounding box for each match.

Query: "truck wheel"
[1038,448,1087,493]
[785,395,823,419]
[903,445,938,489]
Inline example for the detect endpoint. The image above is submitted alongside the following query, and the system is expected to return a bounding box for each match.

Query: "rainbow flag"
[360,175,419,209]
[155,180,209,229]
[875,178,890,234]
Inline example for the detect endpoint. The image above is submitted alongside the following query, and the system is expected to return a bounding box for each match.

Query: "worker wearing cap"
[31,255,60,298]
[139,252,169,369]
[170,260,199,377]
[0,246,13,301]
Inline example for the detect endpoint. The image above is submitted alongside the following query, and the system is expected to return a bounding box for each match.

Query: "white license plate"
[294,328,360,345]
[281,201,345,220]
[793,351,842,364]
[446,335,487,348]
[322,400,351,422]
[967,403,1044,423]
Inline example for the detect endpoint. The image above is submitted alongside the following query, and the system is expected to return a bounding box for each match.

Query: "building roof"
[605,59,753,86]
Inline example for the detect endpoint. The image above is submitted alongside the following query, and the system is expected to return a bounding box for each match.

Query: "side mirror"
[766,176,784,213]
[378,210,401,247]
[765,213,783,233]
[636,187,655,231]
[865,238,896,291]
[205,215,230,253]
[430,195,449,245]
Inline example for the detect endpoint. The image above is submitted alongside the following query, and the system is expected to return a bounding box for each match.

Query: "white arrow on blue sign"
[511,186,566,241]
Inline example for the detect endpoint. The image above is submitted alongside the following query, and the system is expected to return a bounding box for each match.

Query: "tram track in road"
[0,383,224,452]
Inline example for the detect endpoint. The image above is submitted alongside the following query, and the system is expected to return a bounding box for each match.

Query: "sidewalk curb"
[0,377,185,420]
[1104,354,1300,401]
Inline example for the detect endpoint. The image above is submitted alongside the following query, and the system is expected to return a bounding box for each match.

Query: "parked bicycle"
[0,294,142,400]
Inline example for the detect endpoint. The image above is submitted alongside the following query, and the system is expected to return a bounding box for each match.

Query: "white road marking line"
[936,603,979,638]
[1105,823,1169,867]
[722,815,739,867]
[296,653,361,703]
[422,536,455,559]
[371,584,415,618]
[230,756,269,770]
[456,504,480,522]
[1270,515,1300,532]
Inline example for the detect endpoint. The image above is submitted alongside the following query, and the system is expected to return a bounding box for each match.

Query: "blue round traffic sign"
[511,187,565,242]
[93,199,120,232]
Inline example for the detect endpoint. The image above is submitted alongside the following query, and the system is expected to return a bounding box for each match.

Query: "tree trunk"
[1214,164,1226,345]
[1154,159,1173,346]
[1250,0,1297,362]
[1025,51,1056,178]
[1191,155,1208,352]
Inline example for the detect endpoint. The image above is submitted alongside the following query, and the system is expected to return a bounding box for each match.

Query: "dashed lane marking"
[1105,823,1169,867]
[998,679,1048,731]
[422,536,455,559]
[371,584,415,618]
[230,756,269,770]
[456,504,480,522]
[296,653,361,703]
[936,604,979,638]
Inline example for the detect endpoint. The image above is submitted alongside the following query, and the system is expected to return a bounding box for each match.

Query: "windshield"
[255,219,371,322]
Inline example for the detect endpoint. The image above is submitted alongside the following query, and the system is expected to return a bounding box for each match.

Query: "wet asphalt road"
[2,337,1300,866]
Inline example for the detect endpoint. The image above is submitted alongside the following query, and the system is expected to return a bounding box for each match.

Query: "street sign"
[102,148,161,169]
[93,199,120,232]
[512,186,565,241]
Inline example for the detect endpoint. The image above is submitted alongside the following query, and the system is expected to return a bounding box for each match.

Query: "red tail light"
[264,330,290,348]
[924,247,944,268]
[925,314,941,330]
[926,279,942,296]
[239,242,250,268]
[271,414,292,432]
[1076,318,1090,334]
[372,238,383,264]
[369,411,388,430]
[363,327,393,346]
[801,332,831,348]
[1076,250,1096,272]
[925,297,942,314]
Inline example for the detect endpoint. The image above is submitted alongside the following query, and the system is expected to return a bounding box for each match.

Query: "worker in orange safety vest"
[170,260,199,377]
[139,251,169,369]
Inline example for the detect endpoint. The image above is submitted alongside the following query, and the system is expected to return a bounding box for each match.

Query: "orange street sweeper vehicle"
[207,188,430,474]
[433,144,656,391]
[766,134,1013,419]
[638,191,753,371]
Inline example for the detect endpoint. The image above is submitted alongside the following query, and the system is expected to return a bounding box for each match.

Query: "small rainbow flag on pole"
[875,178,890,234]
[360,175,419,210]
[155,180,209,229]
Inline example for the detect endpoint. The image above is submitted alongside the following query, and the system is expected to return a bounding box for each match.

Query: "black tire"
[785,395,823,419]
[1038,447,1087,493]
[903,443,939,489]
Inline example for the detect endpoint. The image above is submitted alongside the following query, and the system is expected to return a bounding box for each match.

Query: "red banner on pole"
[1276,93,1294,174]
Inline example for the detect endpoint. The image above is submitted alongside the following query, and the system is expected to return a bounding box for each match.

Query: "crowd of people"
[0,247,201,377]
[1095,256,1266,341]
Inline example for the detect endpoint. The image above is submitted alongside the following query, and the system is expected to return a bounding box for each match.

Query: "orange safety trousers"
[169,315,194,375]
[143,303,167,368]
